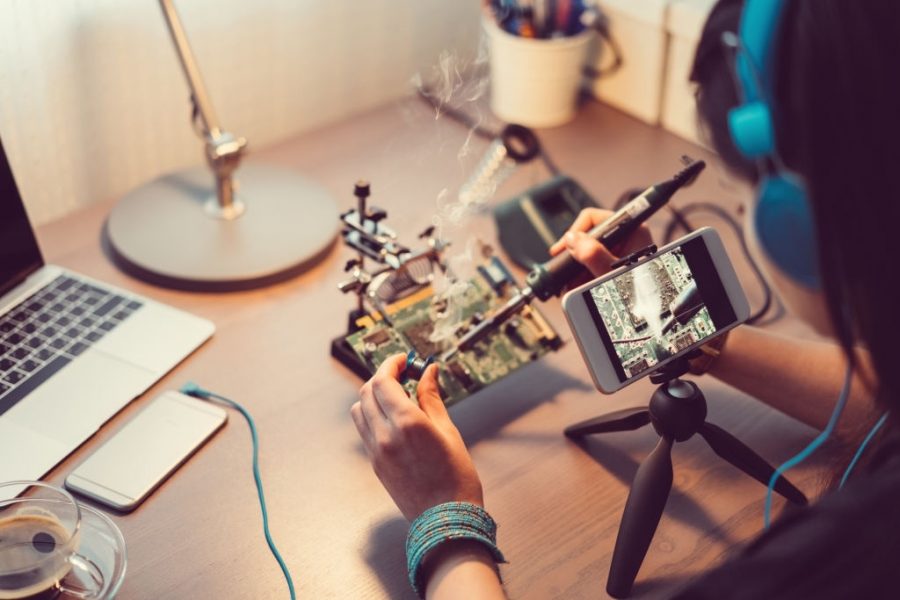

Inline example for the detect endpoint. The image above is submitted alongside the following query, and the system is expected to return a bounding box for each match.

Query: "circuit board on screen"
[343,258,562,406]
[591,248,716,379]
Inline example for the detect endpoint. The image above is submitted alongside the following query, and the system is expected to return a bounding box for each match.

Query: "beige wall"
[0,0,481,225]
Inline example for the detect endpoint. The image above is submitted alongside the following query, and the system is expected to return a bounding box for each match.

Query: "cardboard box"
[589,0,669,125]
[661,0,717,145]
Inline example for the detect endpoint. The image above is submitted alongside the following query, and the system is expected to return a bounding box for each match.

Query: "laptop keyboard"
[0,275,143,416]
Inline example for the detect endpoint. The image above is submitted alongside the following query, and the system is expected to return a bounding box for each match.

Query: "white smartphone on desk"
[562,227,750,393]
[66,391,227,511]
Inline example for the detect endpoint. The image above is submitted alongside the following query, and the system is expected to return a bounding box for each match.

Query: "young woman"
[351,1,900,597]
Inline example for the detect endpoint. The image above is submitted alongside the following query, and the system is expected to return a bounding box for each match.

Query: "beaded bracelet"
[406,502,506,598]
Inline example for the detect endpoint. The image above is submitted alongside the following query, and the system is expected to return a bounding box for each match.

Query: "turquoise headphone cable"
[764,364,852,529]
[839,411,890,490]
[180,382,296,600]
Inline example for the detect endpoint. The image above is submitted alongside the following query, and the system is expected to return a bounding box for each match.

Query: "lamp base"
[104,164,339,292]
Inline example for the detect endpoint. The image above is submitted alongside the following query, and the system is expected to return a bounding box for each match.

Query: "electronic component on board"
[330,181,563,406]
[477,256,516,296]
[363,329,391,348]
[402,351,434,383]
[447,362,477,391]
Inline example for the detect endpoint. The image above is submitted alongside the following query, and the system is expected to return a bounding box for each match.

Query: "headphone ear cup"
[729,101,775,158]
[754,173,820,289]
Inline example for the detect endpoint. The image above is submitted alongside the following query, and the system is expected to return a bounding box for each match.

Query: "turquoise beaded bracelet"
[406,502,506,598]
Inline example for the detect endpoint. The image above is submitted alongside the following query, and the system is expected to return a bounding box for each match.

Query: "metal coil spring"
[458,124,541,209]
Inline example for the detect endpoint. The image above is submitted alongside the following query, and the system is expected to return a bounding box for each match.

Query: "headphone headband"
[729,0,788,159]
[737,0,786,104]
[728,0,821,289]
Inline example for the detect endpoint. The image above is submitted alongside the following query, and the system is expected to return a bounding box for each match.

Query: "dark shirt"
[673,432,900,599]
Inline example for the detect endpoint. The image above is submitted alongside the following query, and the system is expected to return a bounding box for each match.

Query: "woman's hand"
[549,208,655,280]
[351,354,484,521]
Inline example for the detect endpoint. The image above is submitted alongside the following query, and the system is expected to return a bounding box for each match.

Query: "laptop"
[0,136,214,483]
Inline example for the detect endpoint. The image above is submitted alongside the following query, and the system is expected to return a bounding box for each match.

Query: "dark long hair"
[691,0,900,425]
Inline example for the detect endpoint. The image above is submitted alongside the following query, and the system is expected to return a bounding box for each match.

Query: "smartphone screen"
[582,236,737,382]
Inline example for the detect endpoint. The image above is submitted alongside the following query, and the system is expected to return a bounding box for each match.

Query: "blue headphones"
[729,0,820,289]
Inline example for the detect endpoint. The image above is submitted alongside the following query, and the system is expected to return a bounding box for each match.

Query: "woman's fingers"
[350,401,373,454]
[416,364,449,423]
[564,231,618,276]
[621,225,654,255]
[571,207,613,231]
[371,354,415,420]
[359,381,390,439]
[549,208,615,255]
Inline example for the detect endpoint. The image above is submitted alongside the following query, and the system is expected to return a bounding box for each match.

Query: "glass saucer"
[56,505,127,599]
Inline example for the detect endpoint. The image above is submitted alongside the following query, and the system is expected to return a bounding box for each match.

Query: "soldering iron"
[660,280,703,334]
[442,158,706,361]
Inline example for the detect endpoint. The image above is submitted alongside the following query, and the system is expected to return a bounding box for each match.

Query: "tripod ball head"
[649,380,707,442]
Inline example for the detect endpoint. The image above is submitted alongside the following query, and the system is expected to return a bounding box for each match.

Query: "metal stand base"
[104,163,339,292]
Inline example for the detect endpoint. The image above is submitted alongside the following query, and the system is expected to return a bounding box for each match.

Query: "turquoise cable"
[839,412,890,490]
[181,382,296,600]
[764,364,852,529]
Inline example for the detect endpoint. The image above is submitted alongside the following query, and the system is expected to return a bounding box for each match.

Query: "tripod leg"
[564,408,651,439]
[699,422,807,506]
[607,436,673,599]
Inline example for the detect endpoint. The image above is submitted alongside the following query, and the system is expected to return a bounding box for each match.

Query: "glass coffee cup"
[0,481,122,599]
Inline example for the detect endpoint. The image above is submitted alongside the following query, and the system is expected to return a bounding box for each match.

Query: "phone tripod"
[565,357,808,598]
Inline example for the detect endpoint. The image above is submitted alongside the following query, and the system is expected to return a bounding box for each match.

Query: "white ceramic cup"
[485,17,594,128]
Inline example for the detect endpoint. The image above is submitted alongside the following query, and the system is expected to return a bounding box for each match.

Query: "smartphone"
[562,227,750,393]
[66,391,226,512]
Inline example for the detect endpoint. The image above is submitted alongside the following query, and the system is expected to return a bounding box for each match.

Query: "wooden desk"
[36,98,824,599]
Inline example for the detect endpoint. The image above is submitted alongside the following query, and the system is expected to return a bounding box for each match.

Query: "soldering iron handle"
[525,159,705,302]
[526,250,587,302]
[524,216,644,301]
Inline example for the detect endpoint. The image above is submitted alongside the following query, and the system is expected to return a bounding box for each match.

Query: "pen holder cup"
[485,17,594,128]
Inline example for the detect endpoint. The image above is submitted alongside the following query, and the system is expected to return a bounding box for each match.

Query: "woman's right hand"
[549,208,655,280]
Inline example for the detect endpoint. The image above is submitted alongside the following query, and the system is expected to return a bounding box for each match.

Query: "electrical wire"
[415,86,562,177]
[763,364,852,529]
[839,411,890,490]
[537,141,562,177]
[611,336,653,344]
[416,86,496,140]
[180,382,297,600]
[662,202,773,325]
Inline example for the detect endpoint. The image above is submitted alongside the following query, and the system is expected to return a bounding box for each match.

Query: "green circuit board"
[344,260,562,406]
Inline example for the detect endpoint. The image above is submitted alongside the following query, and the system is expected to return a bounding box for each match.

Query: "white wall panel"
[0,0,481,224]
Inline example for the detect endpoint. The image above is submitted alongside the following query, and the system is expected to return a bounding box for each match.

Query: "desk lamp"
[105,0,338,291]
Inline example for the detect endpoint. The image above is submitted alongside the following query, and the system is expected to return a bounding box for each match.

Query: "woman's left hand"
[351,354,484,521]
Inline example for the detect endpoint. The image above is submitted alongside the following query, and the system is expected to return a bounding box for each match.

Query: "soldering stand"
[565,358,808,598]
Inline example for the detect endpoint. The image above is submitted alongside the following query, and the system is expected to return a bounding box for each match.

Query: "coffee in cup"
[0,511,76,599]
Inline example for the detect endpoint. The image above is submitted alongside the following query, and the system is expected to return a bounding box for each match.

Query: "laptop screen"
[0,137,43,298]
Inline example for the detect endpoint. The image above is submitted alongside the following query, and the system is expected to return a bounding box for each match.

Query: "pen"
[518,2,536,38]
[489,0,519,34]
[567,0,584,35]
[555,0,572,37]
[533,0,548,38]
